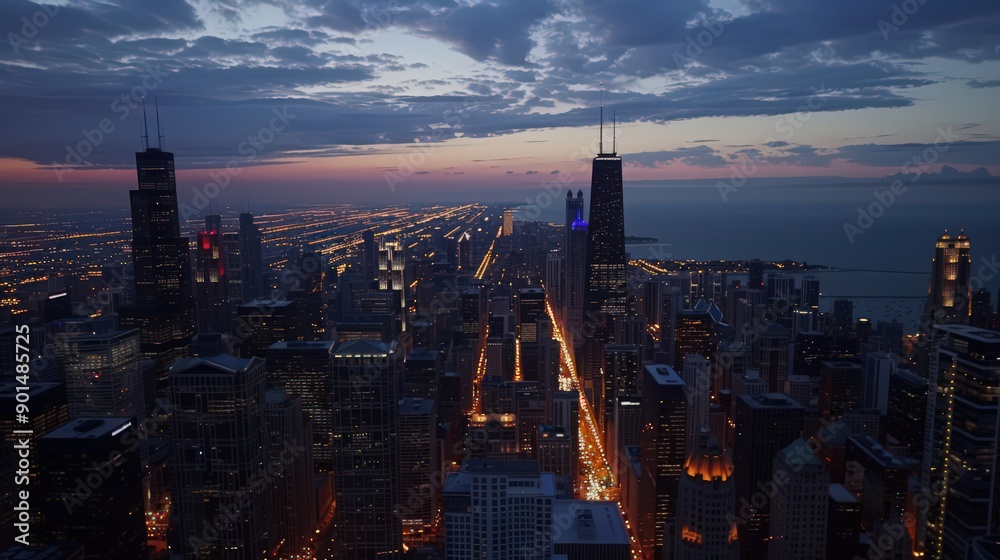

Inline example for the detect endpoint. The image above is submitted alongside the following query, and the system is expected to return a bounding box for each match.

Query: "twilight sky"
[1,0,999,206]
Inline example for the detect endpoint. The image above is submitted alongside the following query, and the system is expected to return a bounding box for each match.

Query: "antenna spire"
[599,82,604,154]
[155,97,164,150]
[612,111,616,154]
[141,97,150,151]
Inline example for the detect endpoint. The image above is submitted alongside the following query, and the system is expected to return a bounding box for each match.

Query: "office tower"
[461,287,487,344]
[222,231,243,310]
[673,301,722,371]
[502,208,516,236]
[603,344,639,444]
[552,389,580,469]
[265,341,333,472]
[864,351,894,413]
[801,276,821,309]
[794,330,832,377]
[124,141,195,395]
[766,274,795,302]
[819,360,864,417]
[846,436,918,534]
[673,435,739,560]
[751,323,790,393]
[538,425,574,479]
[330,340,402,558]
[264,389,317,560]
[828,484,864,558]
[516,288,546,344]
[922,324,1000,559]
[37,417,145,560]
[55,328,146,426]
[443,460,554,560]
[238,212,265,302]
[398,397,438,544]
[362,229,377,282]
[733,393,804,560]
[925,230,972,324]
[403,347,442,399]
[467,412,518,459]
[552,501,631,559]
[659,287,684,363]
[565,191,587,335]
[768,438,829,560]
[287,250,325,339]
[194,223,231,334]
[170,355,270,559]
[238,299,298,357]
[378,234,406,333]
[680,354,711,456]
[834,299,854,335]
[640,364,688,559]
[583,109,627,334]
[886,368,927,456]
[971,289,994,329]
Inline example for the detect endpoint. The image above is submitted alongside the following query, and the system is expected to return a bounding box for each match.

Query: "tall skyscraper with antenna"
[122,100,195,397]
[581,84,627,409]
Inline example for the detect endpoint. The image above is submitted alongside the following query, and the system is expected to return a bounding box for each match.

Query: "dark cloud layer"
[0,0,997,174]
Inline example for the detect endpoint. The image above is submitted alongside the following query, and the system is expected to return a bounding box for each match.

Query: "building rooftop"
[240,299,294,310]
[778,438,822,467]
[267,340,334,351]
[170,354,252,374]
[552,500,630,545]
[41,417,133,440]
[644,364,685,386]
[399,397,436,416]
[330,339,395,358]
[740,392,803,410]
[934,323,1000,344]
[829,483,858,504]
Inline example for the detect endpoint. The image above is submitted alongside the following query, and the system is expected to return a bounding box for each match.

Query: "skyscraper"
[239,212,265,302]
[398,397,437,545]
[330,339,402,559]
[37,417,146,560]
[768,438,829,560]
[194,216,231,334]
[378,234,406,333]
[169,355,270,559]
[264,389,317,560]
[640,364,688,559]
[124,141,196,396]
[925,230,972,324]
[564,190,586,331]
[733,393,804,560]
[922,324,1000,559]
[266,340,335,469]
[674,434,739,560]
[443,460,555,560]
[55,327,145,425]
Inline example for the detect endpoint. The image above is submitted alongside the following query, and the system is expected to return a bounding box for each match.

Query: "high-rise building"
[37,417,146,560]
[443,460,554,560]
[971,289,995,329]
[398,397,437,545]
[640,364,688,559]
[922,324,1000,559]
[194,219,231,334]
[583,139,626,325]
[768,438,829,560]
[265,340,335,469]
[123,143,196,396]
[674,301,722,371]
[603,344,639,445]
[330,340,402,558]
[378,234,406,333]
[552,500,631,559]
[517,287,547,344]
[565,191,587,335]
[673,434,739,560]
[733,393,804,560]
[55,328,145,425]
[886,368,927,456]
[538,425,575,482]
[925,230,972,324]
[502,209,516,236]
[828,484,864,559]
[264,389,318,560]
[819,360,864,417]
[238,299,299,357]
[863,351,894,413]
[238,212,265,302]
[169,355,270,559]
[681,354,711,456]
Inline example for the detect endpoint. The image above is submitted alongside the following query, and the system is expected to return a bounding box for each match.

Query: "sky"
[1,0,999,206]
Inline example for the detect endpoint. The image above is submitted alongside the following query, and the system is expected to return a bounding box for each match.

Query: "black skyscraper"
[239,212,265,302]
[123,128,196,396]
